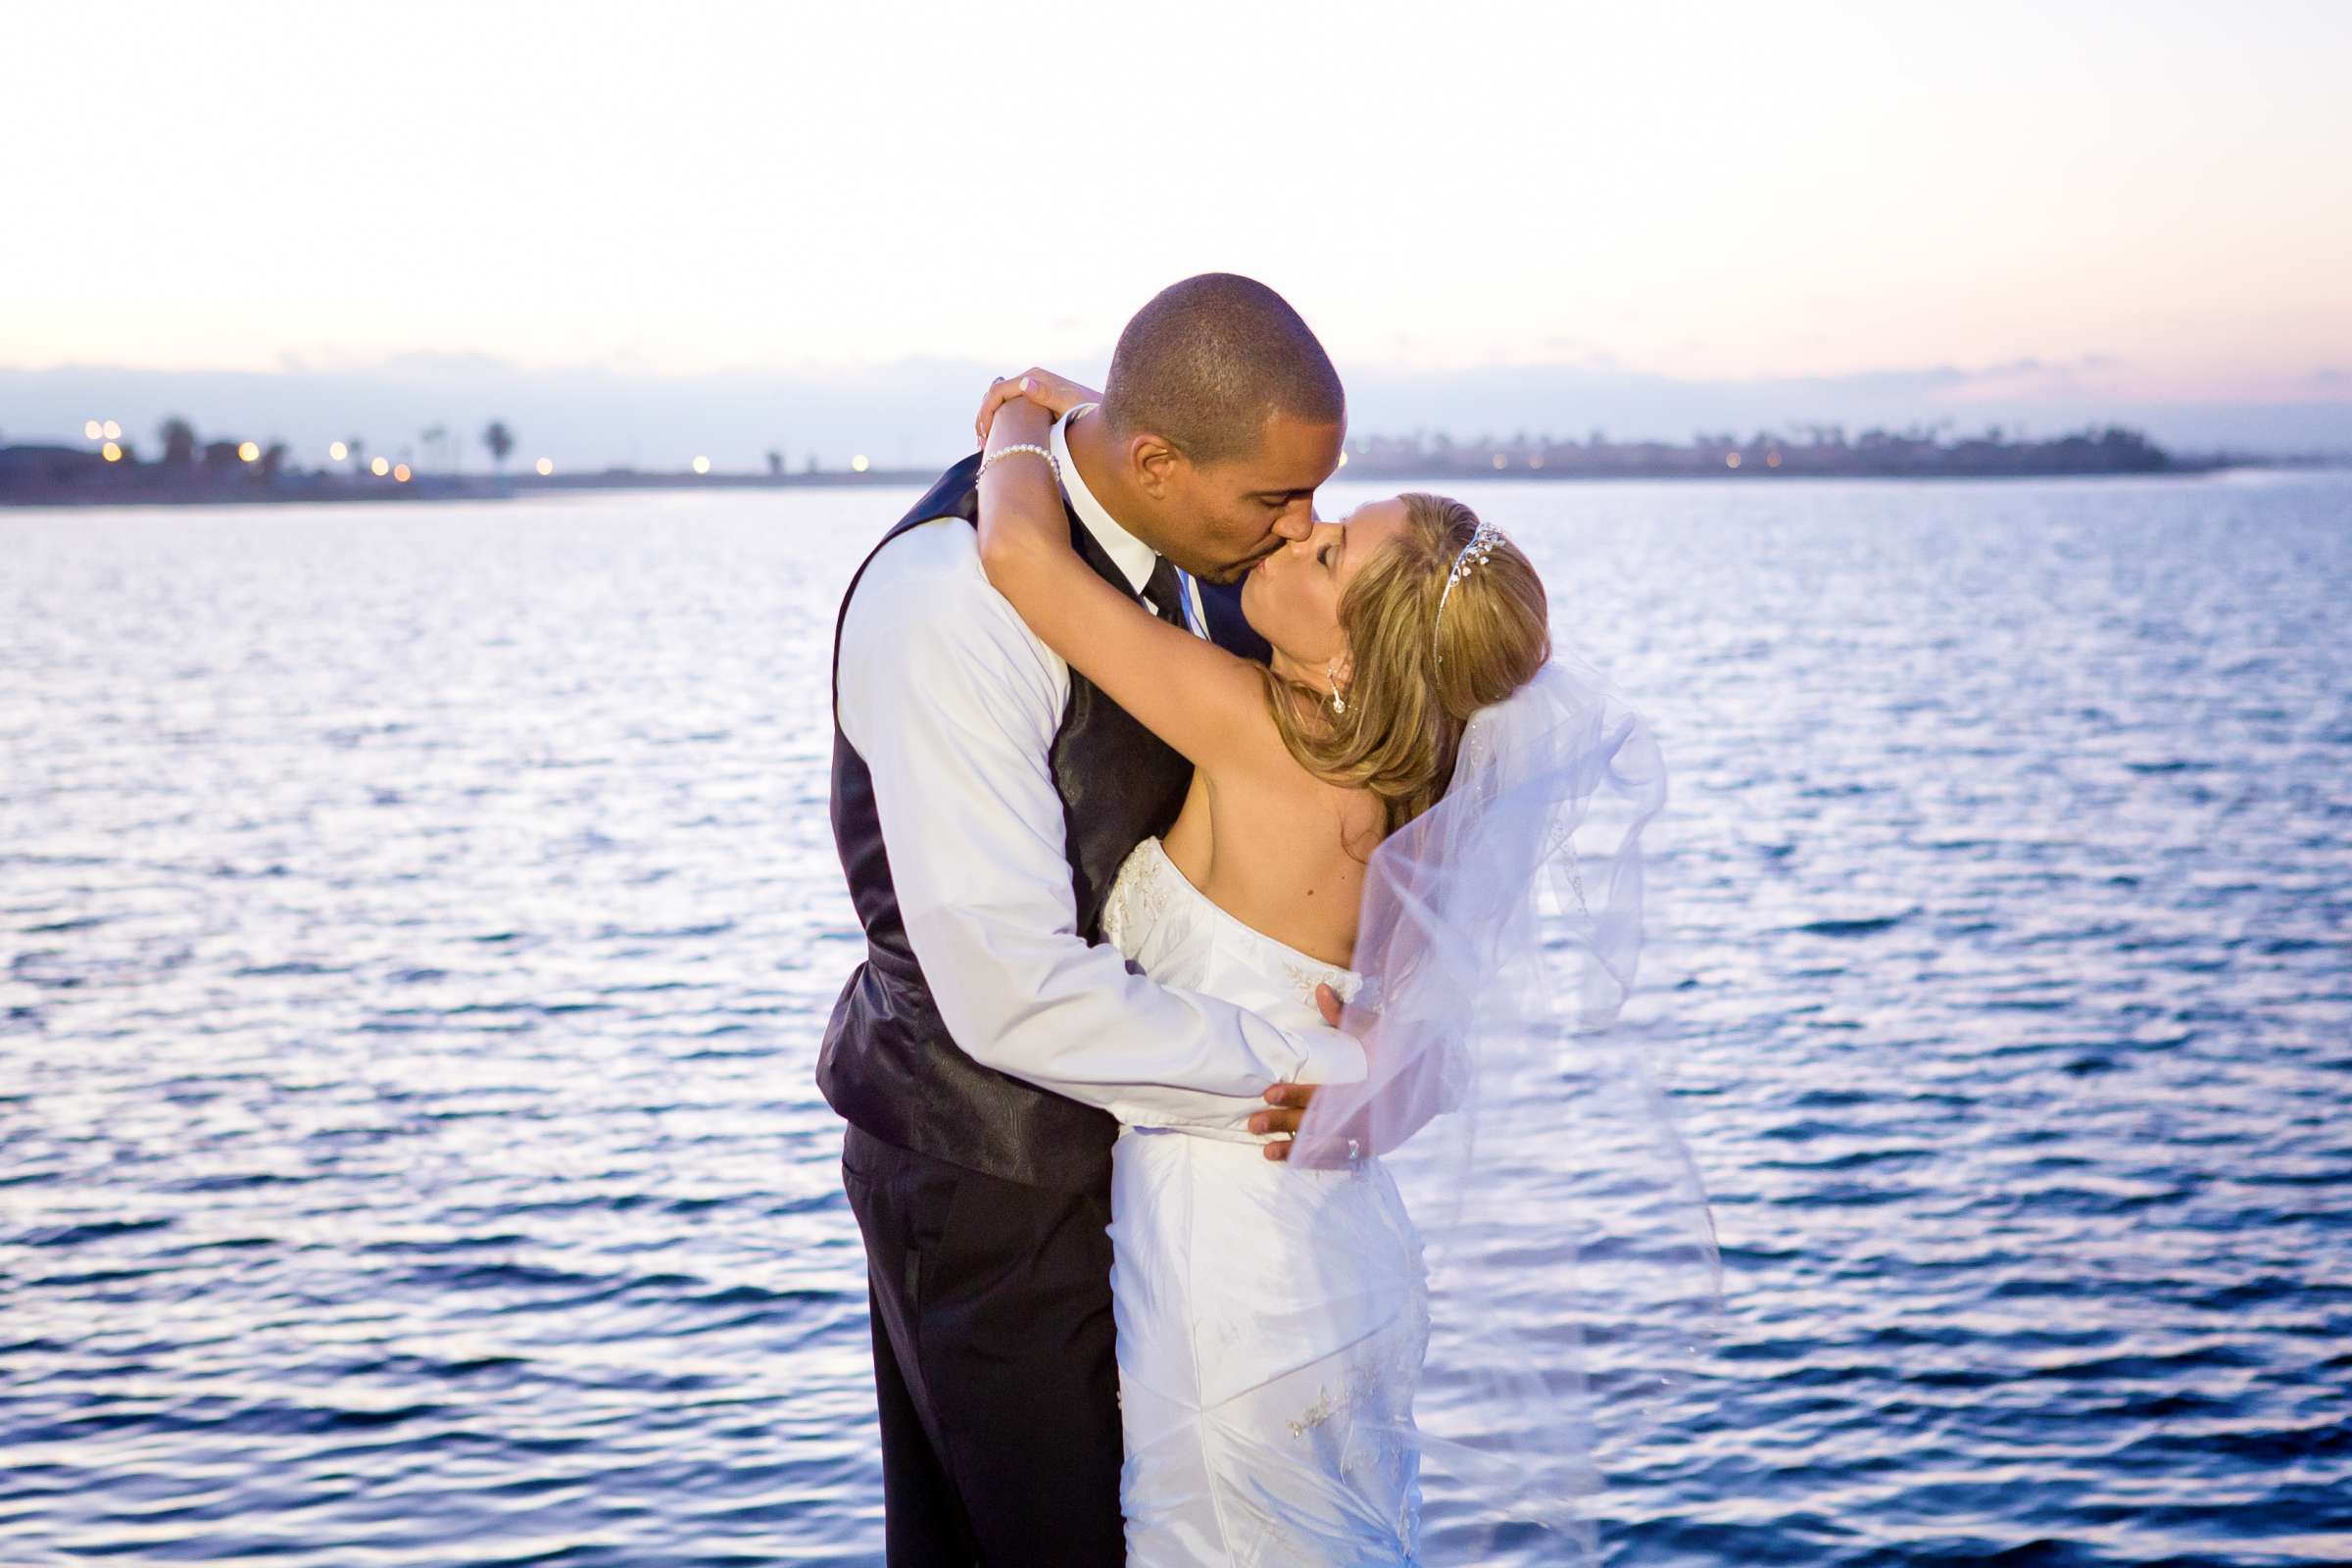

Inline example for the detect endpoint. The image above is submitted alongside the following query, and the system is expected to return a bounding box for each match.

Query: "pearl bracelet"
[978,443,1060,484]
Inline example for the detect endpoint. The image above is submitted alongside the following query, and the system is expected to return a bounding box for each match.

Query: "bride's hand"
[974,368,1103,446]
[974,394,1066,579]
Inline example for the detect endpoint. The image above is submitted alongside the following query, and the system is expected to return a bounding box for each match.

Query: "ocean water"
[2,470,2346,1565]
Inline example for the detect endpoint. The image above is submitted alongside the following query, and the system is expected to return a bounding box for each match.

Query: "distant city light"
[102,419,121,440]
[371,457,391,476]
[1529,453,1546,468]
[393,464,412,483]
[238,441,261,463]
[101,441,122,463]
[535,457,554,476]
[329,441,349,462]
[851,454,870,472]
[1491,453,1506,469]
[1766,450,1783,468]
[692,455,711,475]
[1337,451,1348,468]
[83,419,102,440]
[1725,452,1741,468]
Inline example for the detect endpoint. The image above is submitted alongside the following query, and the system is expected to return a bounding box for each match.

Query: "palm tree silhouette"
[158,416,197,466]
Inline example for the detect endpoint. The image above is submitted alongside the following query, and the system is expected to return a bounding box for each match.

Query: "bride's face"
[1240,497,1411,675]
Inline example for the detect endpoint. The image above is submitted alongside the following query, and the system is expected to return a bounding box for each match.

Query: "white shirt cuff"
[1291,1025,1369,1087]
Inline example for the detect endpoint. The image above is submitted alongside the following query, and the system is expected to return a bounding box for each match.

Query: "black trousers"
[840,1124,1125,1566]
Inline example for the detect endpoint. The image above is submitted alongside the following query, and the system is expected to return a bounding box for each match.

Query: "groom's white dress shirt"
[835,405,1365,1132]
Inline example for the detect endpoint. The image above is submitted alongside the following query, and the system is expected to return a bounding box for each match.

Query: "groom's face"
[1153,414,1345,583]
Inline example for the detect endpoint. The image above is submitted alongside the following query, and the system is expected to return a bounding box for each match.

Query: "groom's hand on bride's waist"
[1251,983,1346,1160]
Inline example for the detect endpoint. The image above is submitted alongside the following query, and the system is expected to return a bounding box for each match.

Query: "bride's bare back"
[1158,737,1383,969]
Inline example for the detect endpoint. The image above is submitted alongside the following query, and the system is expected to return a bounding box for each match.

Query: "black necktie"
[1143,556,1189,630]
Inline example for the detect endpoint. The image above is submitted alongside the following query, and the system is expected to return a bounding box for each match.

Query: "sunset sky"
[6,1,2347,461]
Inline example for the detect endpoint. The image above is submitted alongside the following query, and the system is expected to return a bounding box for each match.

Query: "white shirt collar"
[1050,403,1157,595]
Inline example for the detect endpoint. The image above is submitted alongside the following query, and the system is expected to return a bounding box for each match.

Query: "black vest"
[817,453,1210,1191]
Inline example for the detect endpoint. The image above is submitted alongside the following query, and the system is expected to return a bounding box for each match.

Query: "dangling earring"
[1326,659,1348,717]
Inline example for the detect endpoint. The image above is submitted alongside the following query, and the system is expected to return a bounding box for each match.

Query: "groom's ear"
[1129,434,1184,498]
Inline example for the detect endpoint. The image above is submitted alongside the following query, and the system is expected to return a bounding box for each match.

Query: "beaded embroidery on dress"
[1100,836,1431,1566]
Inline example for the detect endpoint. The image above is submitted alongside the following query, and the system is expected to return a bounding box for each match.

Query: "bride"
[972,368,1565,1561]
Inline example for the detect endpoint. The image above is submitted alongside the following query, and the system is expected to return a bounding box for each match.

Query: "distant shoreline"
[4,456,2335,510]
[0,467,947,508]
[11,415,2347,509]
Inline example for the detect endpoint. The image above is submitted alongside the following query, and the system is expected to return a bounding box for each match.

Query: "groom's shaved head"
[1102,273,1345,466]
[1076,274,1345,581]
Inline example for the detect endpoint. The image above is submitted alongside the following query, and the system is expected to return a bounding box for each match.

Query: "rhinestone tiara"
[1432,517,1506,663]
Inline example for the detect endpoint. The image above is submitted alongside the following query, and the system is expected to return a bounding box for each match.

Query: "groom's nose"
[1268,501,1315,543]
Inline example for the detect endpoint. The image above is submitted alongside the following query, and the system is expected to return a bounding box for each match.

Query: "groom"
[819,273,1359,1563]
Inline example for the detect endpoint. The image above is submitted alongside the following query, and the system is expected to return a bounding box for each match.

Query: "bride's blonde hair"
[1257,493,1549,842]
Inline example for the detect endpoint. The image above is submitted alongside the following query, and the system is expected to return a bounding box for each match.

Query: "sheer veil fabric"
[1292,644,1725,1555]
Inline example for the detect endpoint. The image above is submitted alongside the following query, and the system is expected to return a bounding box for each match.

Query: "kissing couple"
[819,273,1710,1563]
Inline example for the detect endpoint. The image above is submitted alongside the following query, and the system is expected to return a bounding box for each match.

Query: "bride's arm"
[976,397,1275,774]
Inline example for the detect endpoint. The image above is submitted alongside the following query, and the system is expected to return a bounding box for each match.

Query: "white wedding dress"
[1100,836,1431,1565]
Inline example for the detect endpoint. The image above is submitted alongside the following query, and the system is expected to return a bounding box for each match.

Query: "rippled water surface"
[4,472,2348,1564]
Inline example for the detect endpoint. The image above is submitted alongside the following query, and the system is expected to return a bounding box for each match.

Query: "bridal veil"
[1292,642,1724,1557]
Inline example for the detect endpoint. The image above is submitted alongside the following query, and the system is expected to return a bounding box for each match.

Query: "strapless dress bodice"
[1101,836,1361,1145]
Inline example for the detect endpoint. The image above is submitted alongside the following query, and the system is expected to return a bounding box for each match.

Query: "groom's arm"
[838,519,1365,1126]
